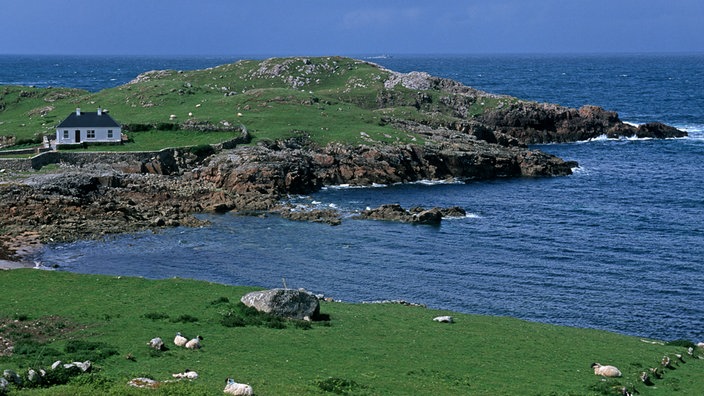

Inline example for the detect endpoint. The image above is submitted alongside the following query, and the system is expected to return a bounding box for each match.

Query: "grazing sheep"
[224,377,253,395]
[174,332,188,347]
[433,316,454,323]
[640,371,653,385]
[148,337,164,350]
[661,355,672,368]
[27,368,43,384]
[169,114,177,120]
[185,335,203,349]
[172,369,198,380]
[591,363,622,377]
[2,369,21,386]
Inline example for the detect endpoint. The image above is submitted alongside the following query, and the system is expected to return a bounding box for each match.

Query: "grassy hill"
[0,269,701,395]
[0,57,514,150]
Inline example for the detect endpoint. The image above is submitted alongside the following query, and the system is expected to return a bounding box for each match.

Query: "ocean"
[6,53,702,342]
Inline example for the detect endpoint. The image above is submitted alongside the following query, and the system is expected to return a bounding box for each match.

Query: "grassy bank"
[0,270,701,395]
[1,57,519,150]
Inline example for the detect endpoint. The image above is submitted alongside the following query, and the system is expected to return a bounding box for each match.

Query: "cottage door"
[75,130,80,143]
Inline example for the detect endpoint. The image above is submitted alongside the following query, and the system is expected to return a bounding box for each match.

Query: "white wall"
[55,127,122,144]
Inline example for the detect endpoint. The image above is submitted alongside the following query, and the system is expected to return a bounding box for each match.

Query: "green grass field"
[0,269,701,395]
[0,57,511,151]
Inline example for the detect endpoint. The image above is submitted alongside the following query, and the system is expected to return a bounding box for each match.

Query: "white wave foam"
[408,178,464,186]
[322,183,387,190]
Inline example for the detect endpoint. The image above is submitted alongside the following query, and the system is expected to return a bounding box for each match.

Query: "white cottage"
[56,108,121,145]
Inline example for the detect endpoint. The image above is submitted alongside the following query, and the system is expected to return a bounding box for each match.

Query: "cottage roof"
[57,110,120,128]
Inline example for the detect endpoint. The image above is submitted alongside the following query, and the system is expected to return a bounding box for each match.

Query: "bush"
[315,377,362,394]
[220,314,246,328]
[666,339,697,348]
[156,122,179,131]
[171,314,199,323]
[13,313,30,321]
[143,312,170,320]
[64,340,118,363]
[210,296,230,305]
[189,144,215,158]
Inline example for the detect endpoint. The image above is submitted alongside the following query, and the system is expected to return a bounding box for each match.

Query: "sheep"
[148,337,164,350]
[639,371,652,385]
[3,369,21,386]
[432,315,454,323]
[174,332,188,347]
[185,335,203,349]
[169,114,177,120]
[172,369,198,380]
[224,377,253,395]
[661,355,672,368]
[591,363,622,377]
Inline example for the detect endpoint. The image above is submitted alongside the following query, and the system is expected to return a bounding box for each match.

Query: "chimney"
[97,107,102,116]
[76,108,81,116]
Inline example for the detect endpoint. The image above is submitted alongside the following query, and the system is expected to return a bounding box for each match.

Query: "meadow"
[0,269,701,395]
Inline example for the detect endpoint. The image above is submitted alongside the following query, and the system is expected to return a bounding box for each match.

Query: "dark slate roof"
[56,110,121,128]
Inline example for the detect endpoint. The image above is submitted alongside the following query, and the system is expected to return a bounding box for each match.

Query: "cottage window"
[107,129,113,138]
[63,130,69,139]
[87,130,96,139]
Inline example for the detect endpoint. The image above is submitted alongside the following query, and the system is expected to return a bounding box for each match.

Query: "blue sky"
[1,0,702,55]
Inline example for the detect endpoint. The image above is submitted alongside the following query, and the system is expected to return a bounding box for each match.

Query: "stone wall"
[0,132,249,172]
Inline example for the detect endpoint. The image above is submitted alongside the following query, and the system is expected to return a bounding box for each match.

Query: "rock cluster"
[355,204,467,225]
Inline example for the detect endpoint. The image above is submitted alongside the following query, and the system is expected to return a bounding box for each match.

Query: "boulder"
[240,288,320,320]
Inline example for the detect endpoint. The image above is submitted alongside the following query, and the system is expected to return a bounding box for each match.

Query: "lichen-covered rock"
[240,288,320,320]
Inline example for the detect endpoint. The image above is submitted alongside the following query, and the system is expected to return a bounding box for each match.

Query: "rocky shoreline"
[0,62,686,265]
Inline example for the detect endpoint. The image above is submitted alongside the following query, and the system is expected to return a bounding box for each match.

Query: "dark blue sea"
[6,54,702,342]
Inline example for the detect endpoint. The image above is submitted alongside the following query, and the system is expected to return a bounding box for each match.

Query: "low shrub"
[189,143,215,158]
[171,314,199,323]
[666,339,697,348]
[64,340,118,363]
[210,296,230,305]
[315,377,363,394]
[143,312,170,320]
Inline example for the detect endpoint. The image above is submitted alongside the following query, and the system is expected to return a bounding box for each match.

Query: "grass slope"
[0,270,701,395]
[0,57,515,150]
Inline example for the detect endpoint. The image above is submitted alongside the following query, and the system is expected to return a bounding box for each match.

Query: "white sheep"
[3,369,21,385]
[174,332,188,347]
[147,337,164,350]
[224,377,253,395]
[433,316,454,323]
[185,335,203,349]
[172,369,198,380]
[169,114,177,120]
[591,363,622,377]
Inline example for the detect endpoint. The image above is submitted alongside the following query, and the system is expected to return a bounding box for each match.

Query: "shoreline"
[0,259,34,270]
[0,231,43,270]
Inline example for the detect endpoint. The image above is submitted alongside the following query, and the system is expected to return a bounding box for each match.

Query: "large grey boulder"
[240,288,320,320]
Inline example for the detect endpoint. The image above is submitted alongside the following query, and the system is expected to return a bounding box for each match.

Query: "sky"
[1,0,702,56]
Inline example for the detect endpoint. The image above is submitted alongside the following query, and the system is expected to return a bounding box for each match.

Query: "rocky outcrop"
[355,204,466,224]
[193,136,576,212]
[240,288,320,320]
[476,103,686,144]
